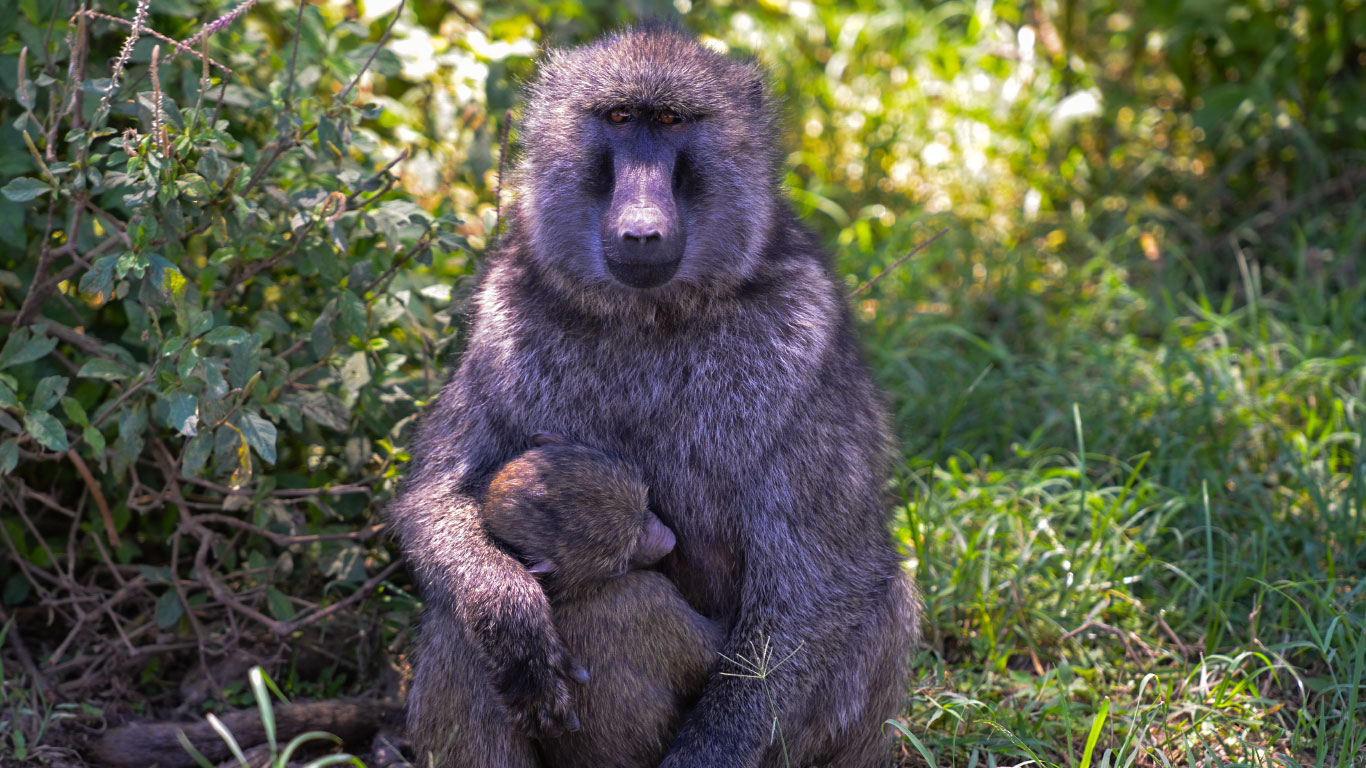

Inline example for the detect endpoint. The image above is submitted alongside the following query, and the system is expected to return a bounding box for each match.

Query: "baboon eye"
[657,109,682,125]
[609,108,633,124]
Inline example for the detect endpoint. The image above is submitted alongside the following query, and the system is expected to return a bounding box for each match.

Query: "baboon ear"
[528,560,557,574]
[531,431,567,446]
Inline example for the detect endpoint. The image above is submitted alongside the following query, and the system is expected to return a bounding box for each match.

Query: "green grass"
[869,236,1366,765]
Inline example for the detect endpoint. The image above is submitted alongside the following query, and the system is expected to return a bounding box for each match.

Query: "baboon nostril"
[619,205,667,246]
[623,230,662,244]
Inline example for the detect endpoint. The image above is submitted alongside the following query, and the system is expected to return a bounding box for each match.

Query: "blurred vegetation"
[1,0,1363,766]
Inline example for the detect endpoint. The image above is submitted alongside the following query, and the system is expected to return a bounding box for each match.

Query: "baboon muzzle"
[603,153,686,289]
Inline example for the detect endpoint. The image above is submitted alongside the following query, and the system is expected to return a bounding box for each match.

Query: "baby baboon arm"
[389,406,582,738]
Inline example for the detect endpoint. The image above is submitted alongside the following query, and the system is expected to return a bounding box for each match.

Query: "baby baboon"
[483,437,723,768]
[390,23,918,768]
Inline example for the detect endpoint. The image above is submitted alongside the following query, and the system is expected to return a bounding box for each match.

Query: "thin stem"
[337,0,405,103]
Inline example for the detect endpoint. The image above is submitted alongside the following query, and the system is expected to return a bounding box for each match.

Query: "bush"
[0,0,457,697]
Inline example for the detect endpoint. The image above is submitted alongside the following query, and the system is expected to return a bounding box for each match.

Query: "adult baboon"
[390,24,918,768]
[483,438,724,768]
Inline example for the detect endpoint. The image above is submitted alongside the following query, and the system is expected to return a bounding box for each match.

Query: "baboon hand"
[488,616,587,738]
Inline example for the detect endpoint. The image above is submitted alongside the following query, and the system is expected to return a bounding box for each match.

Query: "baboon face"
[518,26,779,300]
[484,444,674,597]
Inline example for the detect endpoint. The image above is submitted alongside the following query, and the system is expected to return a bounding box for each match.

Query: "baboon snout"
[630,511,676,567]
[605,203,685,289]
[602,156,687,289]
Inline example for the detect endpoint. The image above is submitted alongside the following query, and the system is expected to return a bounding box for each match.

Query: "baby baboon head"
[484,439,674,597]
[515,25,779,304]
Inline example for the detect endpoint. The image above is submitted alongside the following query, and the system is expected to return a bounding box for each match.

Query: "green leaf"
[117,403,147,461]
[203,361,228,398]
[78,358,131,380]
[60,396,89,427]
[154,590,183,628]
[337,291,366,339]
[3,573,30,605]
[78,253,119,299]
[310,310,335,358]
[176,173,211,204]
[0,200,25,253]
[265,587,295,620]
[182,431,212,476]
[317,116,342,159]
[237,411,277,464]
[202,326,248,345]
[319,543,365,582]
[23,411,67,452]
[1,176,49,202]
[339,352,370,393]
[82,425,105,457]
[284,391,350,431]
[168,393,199,437]
[0,378,17,409]
[31,375,68,412]
[197,149,223,186]
[176,344,200,380]
[0,326,57,369]
[0,439,17,475]
[227,334,261,389]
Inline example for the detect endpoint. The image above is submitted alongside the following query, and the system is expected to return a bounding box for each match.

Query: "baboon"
[483,437,725,768]
[390,23,918,768]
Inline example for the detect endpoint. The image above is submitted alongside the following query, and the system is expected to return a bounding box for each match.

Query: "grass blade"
[1079,698,1110,768]
[174,728,216,768]
[205,713,249,768]
[884,719,938,767]
[249,666,277,753]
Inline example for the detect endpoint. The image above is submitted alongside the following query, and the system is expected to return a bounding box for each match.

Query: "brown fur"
[483,443,724,768]
[389,24,919,768]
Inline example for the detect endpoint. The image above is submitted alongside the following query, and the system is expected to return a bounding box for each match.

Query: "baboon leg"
[784,572,918,768]
[407,609,540,768]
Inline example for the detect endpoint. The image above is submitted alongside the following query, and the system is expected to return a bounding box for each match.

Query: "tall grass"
[869,229,1365,765]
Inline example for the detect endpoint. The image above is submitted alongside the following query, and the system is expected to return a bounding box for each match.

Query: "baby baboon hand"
[488,617,587,738]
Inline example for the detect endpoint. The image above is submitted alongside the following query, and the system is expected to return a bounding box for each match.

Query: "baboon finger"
[530,431,567,446]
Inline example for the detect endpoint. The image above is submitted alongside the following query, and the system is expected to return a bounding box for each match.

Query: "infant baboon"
[483,437,723,768]
[391,23,918,768]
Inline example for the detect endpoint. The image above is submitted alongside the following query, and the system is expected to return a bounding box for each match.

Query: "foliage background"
[1,0,1363,765]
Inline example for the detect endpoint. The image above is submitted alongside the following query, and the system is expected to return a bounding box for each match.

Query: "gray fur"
[389,24,919,768]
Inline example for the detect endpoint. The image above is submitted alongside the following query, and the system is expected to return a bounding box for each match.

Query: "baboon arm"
[662,506,875,768]
[388,397,534,630]
[391,474,531,620]
[389,406,583,736]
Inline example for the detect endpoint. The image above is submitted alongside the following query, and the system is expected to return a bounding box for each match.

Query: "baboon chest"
[498,318,789,617]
